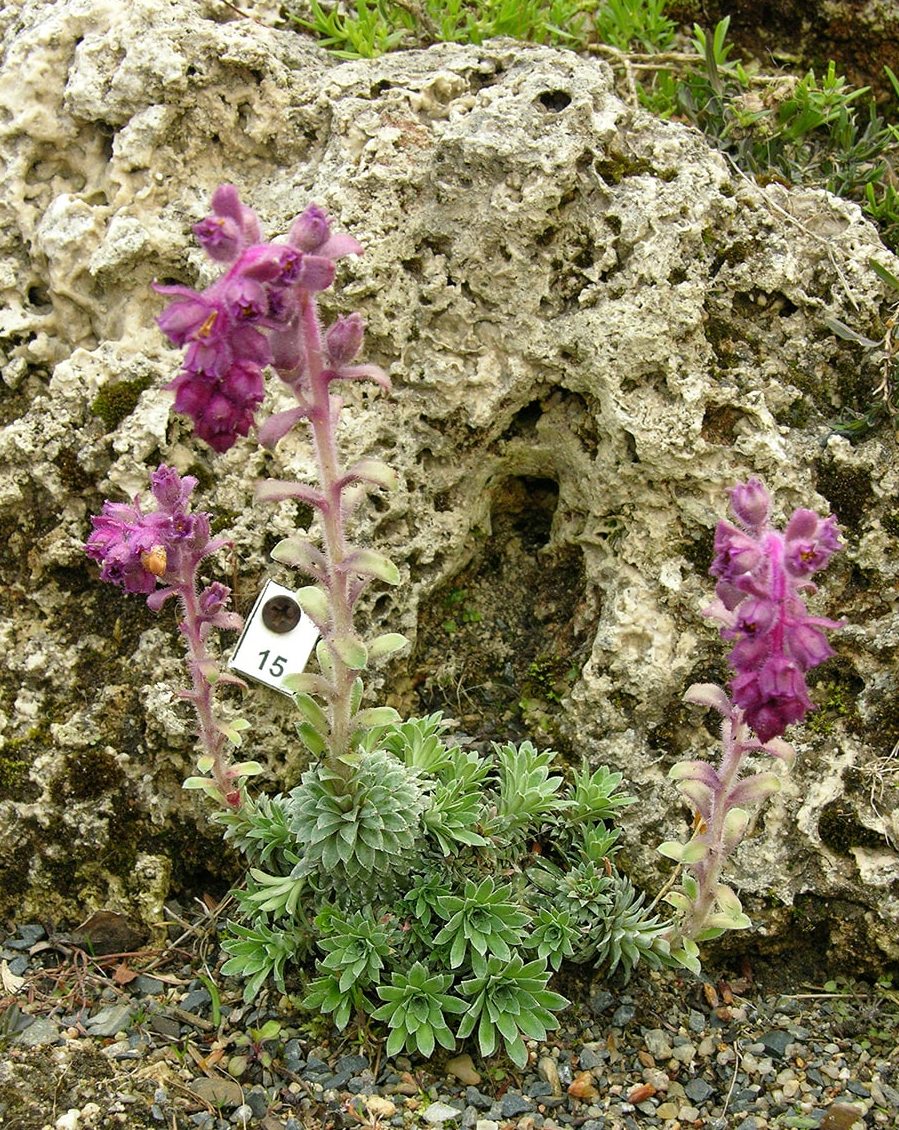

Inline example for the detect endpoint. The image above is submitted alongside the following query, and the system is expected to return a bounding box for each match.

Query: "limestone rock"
[1,0,898,967]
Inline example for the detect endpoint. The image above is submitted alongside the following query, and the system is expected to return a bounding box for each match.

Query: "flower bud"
[325,313,365,365]
[729,477,771,530]
[288,203,331,251]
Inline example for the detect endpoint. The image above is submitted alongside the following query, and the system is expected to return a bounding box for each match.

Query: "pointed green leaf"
[293,692,329,733]
[822,317,879,348]
[349,676,364,715]
[331,634,368,670]
[296,586,330,626]
[218,717,251,747]
[477,1010,496,1057]
[297,721,327,756]
[368,632,409,660]
[196,755,214,773]
[270,536,327,577]
[182,776,222,797]
[282,672,334,699]
[230,761,264,778]
[353,706,401,728]
[343,458,397,490]
[316,640,335,681]
[870,257,899,292]
[340,549,400,585]
[705,910,752,931]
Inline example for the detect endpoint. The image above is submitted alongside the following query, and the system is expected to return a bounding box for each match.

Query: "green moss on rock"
[90,374,153,431]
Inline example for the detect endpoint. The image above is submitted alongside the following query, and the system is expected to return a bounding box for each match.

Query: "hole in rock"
[26,284,52,312]
[411,476,594,748]
[537,90,572,112]
[701,404,744,445]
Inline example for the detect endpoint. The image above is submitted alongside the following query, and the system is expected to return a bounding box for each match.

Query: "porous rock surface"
[1,0,898,966]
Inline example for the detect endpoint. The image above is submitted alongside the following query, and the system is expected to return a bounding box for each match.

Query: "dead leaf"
[1,960,25,994]
[112,962,139,986]
[70,911,146,955]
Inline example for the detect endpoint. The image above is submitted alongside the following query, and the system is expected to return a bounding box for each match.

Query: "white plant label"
[228,579,319,695]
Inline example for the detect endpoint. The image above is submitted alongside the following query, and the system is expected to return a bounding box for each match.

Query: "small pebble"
[499,1093,532,1118]
[422,1101,463,1124]
[446,1054,481,1086]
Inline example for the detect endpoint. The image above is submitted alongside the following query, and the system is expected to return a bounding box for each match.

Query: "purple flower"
[85,466,232,609]
[170,362,265,453]
[156,188,364,452]
[705,479,843,741]
[155,284,221,347]
[192,183,262,262]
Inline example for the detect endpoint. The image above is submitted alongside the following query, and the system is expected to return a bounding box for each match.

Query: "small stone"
[821,1103,865,1129]
[282,1038,305,1073]
[589,991,613,1016]
[671,1042,696,1064]
[190,1078,244,1109]
[17,923,46,945]
[465,1088,493,1111]
[245,1088,269,1118]
[687,1009,706,1032]
[86,1003,133,1037]
[611,1003,635,1026]
[337,1053,369,1074]
[642,1067,669,1092]
[760,1030,792,1058]
[232,1105,253,1125]
[475,1122,500,1130]
[499,1094,531,1118]
[538,1056,562,1097]
[678,1105,700,1122]
[446,1054,481,1086]
[15,1017,62,1047]
[182,988,212,1012]
[684,1078,715,1104]
[567,1072,599,1103]
[643,1029,673,1059]
[149,1014,181,1039]
[364,1097,396,1119]
[656,1102,678,1119]
[575,1039,605,1066]
[627,1083,656,1104]
[422,1102,463,1124]
[132,974,165,994]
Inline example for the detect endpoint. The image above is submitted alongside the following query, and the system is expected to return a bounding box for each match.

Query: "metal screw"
[261,594,301,633]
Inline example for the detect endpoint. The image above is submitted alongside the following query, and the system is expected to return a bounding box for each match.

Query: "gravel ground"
[1,911,897,1130]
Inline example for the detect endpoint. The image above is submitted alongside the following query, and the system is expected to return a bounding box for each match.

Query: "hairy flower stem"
[296,291,355,775]
[178,583,231,800]
[680,711,750,939]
